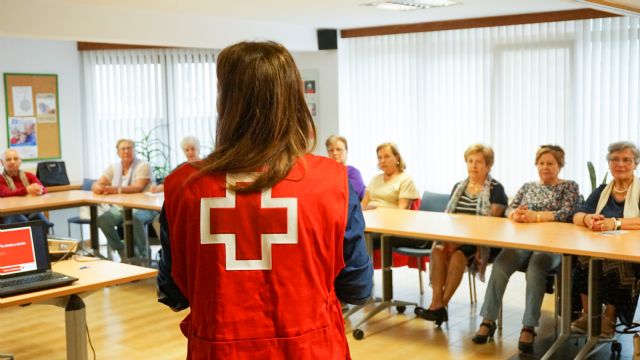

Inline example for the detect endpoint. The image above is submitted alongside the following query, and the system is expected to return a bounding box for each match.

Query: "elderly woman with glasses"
[571,141,640,339]
[472,145,580,353]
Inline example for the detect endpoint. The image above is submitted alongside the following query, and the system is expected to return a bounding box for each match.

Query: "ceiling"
[64,0,587,29]
[0,0,598,51]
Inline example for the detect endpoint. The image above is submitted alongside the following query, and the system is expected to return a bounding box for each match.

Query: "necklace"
[613,183,630,193]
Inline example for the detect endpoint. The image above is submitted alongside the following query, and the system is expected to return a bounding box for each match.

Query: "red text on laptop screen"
[0,227,37,275]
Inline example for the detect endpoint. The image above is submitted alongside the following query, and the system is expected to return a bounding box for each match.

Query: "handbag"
[36,161,70,186]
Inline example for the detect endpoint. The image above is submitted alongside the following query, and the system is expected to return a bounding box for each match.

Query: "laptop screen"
[0,221,50,278]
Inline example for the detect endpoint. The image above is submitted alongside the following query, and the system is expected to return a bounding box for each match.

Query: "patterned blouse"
[506,180,581,222]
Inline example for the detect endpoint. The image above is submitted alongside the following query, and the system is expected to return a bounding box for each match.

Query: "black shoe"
[420,307,448,326]
[472,321,497,344]
[518,327,537,353]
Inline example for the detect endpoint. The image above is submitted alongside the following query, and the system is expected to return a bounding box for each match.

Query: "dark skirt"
[574,256,640,325]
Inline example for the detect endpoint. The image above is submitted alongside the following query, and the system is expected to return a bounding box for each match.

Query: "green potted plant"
[136,124,171,184]
[587,161,608,192]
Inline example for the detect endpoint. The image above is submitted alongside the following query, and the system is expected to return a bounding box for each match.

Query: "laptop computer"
[0,220,78,297]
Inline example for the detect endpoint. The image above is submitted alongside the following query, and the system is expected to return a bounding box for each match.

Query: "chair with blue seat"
[66,178,96,250]
[391,191,448,295]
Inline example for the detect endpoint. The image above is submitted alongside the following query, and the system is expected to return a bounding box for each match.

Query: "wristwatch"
[613,218,622,230]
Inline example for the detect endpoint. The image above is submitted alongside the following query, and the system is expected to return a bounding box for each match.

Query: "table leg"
[541,254,572,360]
[89,205,99,256]
[574,258,603,359]
[351,234,417,339]
[123,208,134,258]
[65,295,88,360]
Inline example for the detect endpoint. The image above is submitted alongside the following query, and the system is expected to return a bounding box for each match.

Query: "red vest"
[164,154,351,359]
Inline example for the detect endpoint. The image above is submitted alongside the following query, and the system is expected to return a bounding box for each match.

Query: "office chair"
[393,191,477,302]
[66,178,96,251]
[390,191,448,295]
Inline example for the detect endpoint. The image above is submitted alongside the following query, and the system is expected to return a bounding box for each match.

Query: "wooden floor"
[1,264,637,359]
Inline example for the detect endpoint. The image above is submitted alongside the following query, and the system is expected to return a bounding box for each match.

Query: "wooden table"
[362,207,640,359]
[0,190,164,258]
[0,258,157,360]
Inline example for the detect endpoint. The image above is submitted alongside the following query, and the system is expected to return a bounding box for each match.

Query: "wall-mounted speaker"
[317,29,338,50]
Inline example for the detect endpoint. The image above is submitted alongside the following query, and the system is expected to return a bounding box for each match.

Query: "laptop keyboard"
[0,272,70,288]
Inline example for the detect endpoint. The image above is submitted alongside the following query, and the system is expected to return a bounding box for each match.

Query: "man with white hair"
[0,149,49,224]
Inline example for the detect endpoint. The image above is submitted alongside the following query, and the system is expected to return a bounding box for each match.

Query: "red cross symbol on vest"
[201,173,298,270]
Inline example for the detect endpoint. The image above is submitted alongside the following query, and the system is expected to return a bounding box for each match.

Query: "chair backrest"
[419,191,450,213]
[82,178,96,191]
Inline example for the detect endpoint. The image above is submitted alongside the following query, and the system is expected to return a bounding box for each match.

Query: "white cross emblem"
[200,173,298,270]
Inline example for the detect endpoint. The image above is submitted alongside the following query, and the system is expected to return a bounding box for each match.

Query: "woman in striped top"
[421,144,508,325]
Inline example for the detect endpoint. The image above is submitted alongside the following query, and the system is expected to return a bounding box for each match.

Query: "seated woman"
[0,149,49,224]
[361,142,419,210]
[472,145,580,352]
[150,136,202,193]
[325,135,365,200]
[422,144,508,325]
[571,141,640,339]
[150,136,203,236]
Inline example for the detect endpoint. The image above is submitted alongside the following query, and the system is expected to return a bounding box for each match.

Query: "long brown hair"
[198,41,316,191]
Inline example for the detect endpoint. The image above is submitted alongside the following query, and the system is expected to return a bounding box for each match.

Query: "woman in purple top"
[325,135,365,200]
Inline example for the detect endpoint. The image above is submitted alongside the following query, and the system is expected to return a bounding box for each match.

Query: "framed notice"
[300,69,319,122]
[3,73,61,161]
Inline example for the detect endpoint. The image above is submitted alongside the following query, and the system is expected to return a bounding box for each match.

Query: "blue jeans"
[480,249,560,327]
[2,212,48,224]
[97,206,158,257]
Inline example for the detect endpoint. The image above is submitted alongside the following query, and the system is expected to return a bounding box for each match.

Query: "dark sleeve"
[156,205,189,310]
[576,184,606,214]
[490,182,509,206]
[334,183,373,305]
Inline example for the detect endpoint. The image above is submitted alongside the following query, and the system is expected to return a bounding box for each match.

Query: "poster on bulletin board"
[300,69,319,122]
[3,73,61,161]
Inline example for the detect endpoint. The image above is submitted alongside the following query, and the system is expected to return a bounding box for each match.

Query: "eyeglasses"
[118,146,134,152]
[609,157,634,165]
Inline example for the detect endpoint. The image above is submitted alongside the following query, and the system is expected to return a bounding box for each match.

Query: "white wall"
[0,0,317,52]
[293,50,340,154]
[0,37,84,182]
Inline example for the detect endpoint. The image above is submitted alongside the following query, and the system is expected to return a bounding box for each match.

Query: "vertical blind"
[340,17,640,196]
[82,48,217,179]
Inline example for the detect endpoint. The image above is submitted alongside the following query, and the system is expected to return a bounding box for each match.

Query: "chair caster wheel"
[396,305,406,314]
[353,328,364,340]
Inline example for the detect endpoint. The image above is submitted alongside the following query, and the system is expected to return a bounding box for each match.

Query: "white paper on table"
[600,230,629,236]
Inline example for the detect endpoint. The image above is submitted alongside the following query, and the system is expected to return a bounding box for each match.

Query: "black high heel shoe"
[420,307,448,326]
[472,321,497,344]
[518,327,537,353]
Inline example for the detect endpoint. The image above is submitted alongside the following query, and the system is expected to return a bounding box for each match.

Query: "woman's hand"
[512,205,535,223]
[591,216,616,232]
[583,213,605,231]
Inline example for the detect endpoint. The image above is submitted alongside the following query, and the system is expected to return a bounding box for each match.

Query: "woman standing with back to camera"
[157,41,372,359]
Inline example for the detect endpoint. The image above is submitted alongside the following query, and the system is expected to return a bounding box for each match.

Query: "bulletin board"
[3,73,61,160]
